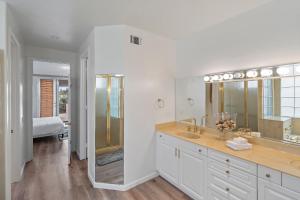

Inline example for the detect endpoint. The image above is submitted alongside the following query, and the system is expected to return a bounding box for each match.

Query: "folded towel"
[232,137,248,144]
[226,140,252,151]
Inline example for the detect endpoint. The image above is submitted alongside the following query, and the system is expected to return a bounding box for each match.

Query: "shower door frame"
[95,74,124,154]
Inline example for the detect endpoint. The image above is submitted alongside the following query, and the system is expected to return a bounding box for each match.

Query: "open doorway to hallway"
[31,60,72,165]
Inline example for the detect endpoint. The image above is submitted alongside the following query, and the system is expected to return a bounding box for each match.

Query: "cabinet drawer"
[207,188,229,200]
[282,173,300,193]
[258,165,281,185]
[179,139,207,157]
[157,132,178,146]
[208,169,257,200]
[208,149,257,175]
[208,158,257,188]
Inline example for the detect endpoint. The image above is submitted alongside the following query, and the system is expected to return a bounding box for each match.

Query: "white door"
[179,149,206,200]
[10,36,20,183]
[258,179,300,200]
[157,134,179,185]
[68,77,72,165]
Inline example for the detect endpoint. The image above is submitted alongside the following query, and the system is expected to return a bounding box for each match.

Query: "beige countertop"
[156,122,300,179]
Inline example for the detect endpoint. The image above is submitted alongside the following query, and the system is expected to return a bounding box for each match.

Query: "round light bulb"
[260,68,273,77]
[276,67,290,76]
[223,73,233,80]
[294,64,300,74]
[246,70,258,78]
[203,76,210,82]
[233,72,245,79]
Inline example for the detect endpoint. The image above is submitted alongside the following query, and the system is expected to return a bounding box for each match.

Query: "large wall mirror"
[175,69,300,145]
[95,74,124,184]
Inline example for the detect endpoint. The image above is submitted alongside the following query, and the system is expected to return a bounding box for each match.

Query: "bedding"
[33,117,64,138]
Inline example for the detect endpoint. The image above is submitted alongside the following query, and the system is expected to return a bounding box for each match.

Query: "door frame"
[79,51,88,160]
[27,58,72,161]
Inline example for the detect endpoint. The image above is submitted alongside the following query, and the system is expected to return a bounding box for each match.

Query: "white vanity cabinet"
[156,133,207,200]
[156,132,300,200]
[156,133,180,185]
[258,166,300,200]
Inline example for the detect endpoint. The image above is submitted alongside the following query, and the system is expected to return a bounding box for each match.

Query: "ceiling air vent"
[130,35,142,45]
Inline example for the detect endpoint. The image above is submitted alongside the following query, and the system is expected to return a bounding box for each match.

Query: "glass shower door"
[95,75,124,184]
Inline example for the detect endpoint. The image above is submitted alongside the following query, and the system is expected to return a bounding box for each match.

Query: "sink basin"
[290,160,300,169]
[176,132,200,139]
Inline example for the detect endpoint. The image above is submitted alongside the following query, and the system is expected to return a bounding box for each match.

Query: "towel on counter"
[226,138,252,151]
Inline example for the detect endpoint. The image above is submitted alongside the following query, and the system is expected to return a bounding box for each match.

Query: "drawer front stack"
[207,149,257,200]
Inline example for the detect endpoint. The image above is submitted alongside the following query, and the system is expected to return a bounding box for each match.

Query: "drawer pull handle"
[266,174,271,178]
[226,170,230,174]
[160,135,162,138]
[226,188,230,192]
[226,159,230,162]
[175,148,177,157]
[198,149,202,153]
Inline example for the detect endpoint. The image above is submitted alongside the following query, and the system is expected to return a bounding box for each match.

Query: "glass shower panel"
[109,77,124,148]
[95,76,108,150]
[95,75,124,185]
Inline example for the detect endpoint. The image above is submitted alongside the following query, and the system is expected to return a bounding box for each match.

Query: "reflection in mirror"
[95,75,124,184]
[175,77,205,126]
[204,77,300,144]
[260,77,300,143]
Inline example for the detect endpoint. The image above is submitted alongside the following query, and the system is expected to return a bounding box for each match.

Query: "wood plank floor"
[12,136,191,200]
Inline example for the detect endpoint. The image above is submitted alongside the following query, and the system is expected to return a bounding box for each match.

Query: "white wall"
[0,1,5,50]
[176,0,300,77]
[24,46,79,155]
[175,77,205,125]
[81,25,176,186]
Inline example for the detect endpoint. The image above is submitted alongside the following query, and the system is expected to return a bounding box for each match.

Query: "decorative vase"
[215,112,237,140]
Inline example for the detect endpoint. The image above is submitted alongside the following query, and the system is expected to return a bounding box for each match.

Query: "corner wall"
[82,25,176,186]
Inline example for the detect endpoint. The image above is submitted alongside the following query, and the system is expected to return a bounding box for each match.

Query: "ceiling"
[5,0,272,51]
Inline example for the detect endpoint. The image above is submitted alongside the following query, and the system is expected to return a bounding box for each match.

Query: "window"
[110,77,121,118]
[281,77,300,117]
[263,79,273,116]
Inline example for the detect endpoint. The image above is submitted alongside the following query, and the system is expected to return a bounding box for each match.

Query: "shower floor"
[95,159,124,184]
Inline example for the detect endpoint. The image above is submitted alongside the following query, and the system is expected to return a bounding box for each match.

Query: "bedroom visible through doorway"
[31,60,71,164]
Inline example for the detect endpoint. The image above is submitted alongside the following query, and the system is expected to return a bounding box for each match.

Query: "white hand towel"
[233,137,248,144]
[226,140,252,151]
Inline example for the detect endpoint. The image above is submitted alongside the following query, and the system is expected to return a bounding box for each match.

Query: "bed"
[33,117,64,138]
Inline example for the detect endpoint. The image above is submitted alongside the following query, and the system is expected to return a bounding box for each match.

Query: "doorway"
[31,60,72,164]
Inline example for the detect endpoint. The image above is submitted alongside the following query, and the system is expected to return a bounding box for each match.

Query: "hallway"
[11,137,191,200]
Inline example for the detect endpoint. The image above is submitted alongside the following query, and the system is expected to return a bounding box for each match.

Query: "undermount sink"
[176,131,201,139]
[290,160,300,169]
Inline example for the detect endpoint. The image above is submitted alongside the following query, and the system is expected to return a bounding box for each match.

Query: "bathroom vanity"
[156,123,300,200]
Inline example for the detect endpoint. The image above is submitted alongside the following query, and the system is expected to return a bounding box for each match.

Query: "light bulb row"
[204,63,300,82]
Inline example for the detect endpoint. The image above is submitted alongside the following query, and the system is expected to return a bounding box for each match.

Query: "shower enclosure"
[95,74,124,184]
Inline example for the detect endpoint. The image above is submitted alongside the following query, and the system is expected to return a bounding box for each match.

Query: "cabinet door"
[258,178,300,200]
[179,148,206,200]
[157,135,179,185]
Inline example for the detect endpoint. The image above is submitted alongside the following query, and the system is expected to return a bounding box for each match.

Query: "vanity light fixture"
[246,70,258,78]
[203,76,210,82]
[260,68,273,77]
[294,64,300,74]
[212,75,223,81]
[233,72,245,79]
[276,66,291,76]
[223,73,234,80]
